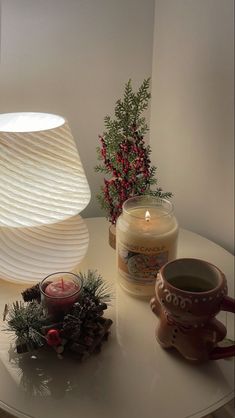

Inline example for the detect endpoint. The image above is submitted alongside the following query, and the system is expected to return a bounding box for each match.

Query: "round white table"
[0,218,234,418]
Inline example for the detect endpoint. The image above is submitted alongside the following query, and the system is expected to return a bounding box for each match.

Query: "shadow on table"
[160,345,234,394]
[7,343,115,400]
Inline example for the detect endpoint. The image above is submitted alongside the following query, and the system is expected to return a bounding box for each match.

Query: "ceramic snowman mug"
[150,258,235,361]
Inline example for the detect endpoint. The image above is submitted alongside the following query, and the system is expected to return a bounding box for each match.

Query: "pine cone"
[22,284,41,302]
[61,283,113,360]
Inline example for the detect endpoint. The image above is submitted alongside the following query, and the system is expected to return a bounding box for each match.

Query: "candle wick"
[61,278,65,290]
[145,210,151,222]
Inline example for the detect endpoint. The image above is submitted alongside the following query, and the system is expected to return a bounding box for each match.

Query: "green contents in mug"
[168,276,214,292]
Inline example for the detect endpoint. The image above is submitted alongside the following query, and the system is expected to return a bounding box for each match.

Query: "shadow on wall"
[150,0,234,253]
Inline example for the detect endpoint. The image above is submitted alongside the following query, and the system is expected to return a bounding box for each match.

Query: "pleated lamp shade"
[0,112,90,227]
[0,112,91,283]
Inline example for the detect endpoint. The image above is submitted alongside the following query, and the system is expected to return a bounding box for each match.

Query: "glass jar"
[116,195,179,297]
[40,272,83,319]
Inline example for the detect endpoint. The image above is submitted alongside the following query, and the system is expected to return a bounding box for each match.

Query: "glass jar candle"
[116,196,179,297]
[40,272,83,319]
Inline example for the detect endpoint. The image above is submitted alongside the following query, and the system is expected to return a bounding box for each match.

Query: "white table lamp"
[0,112,91,283]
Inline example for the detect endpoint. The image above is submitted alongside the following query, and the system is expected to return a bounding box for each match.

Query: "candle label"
[118,242,168,285]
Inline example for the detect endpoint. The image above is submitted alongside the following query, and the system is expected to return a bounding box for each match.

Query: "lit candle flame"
[145,210,151,222]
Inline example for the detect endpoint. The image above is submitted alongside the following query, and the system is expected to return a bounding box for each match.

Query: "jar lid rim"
[122,196,174,219]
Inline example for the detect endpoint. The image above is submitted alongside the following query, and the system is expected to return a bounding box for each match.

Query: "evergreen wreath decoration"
[3,270,113,360]
[95,78,172,225]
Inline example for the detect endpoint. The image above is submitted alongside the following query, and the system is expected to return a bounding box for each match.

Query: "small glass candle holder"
[116,195,179,297]
[39,272,83,319]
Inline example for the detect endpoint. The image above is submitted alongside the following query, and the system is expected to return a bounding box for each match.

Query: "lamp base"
[0,215,89,284]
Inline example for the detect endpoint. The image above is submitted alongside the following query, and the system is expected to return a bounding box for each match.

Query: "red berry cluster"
[99,127,152,224]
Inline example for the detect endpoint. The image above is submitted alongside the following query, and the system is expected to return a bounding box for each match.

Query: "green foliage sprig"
[95,78,172,224]
[6,301,46,350]
[80,269,112,304]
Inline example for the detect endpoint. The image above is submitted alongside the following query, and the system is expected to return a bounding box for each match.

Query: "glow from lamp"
[0,112,91,283]
[0,112,65,132]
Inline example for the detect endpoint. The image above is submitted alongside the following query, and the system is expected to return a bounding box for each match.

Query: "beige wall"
[0,0,154,218]
[150,0,234,253]
[0,0,234,253]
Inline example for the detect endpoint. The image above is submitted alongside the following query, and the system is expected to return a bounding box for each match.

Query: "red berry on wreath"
[46,329,62,346]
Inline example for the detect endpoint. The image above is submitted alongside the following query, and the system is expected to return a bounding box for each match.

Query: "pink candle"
[40,272,83,318]
[45,278,78,298]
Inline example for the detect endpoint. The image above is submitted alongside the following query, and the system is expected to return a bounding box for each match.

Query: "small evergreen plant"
[95,78,172,224]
